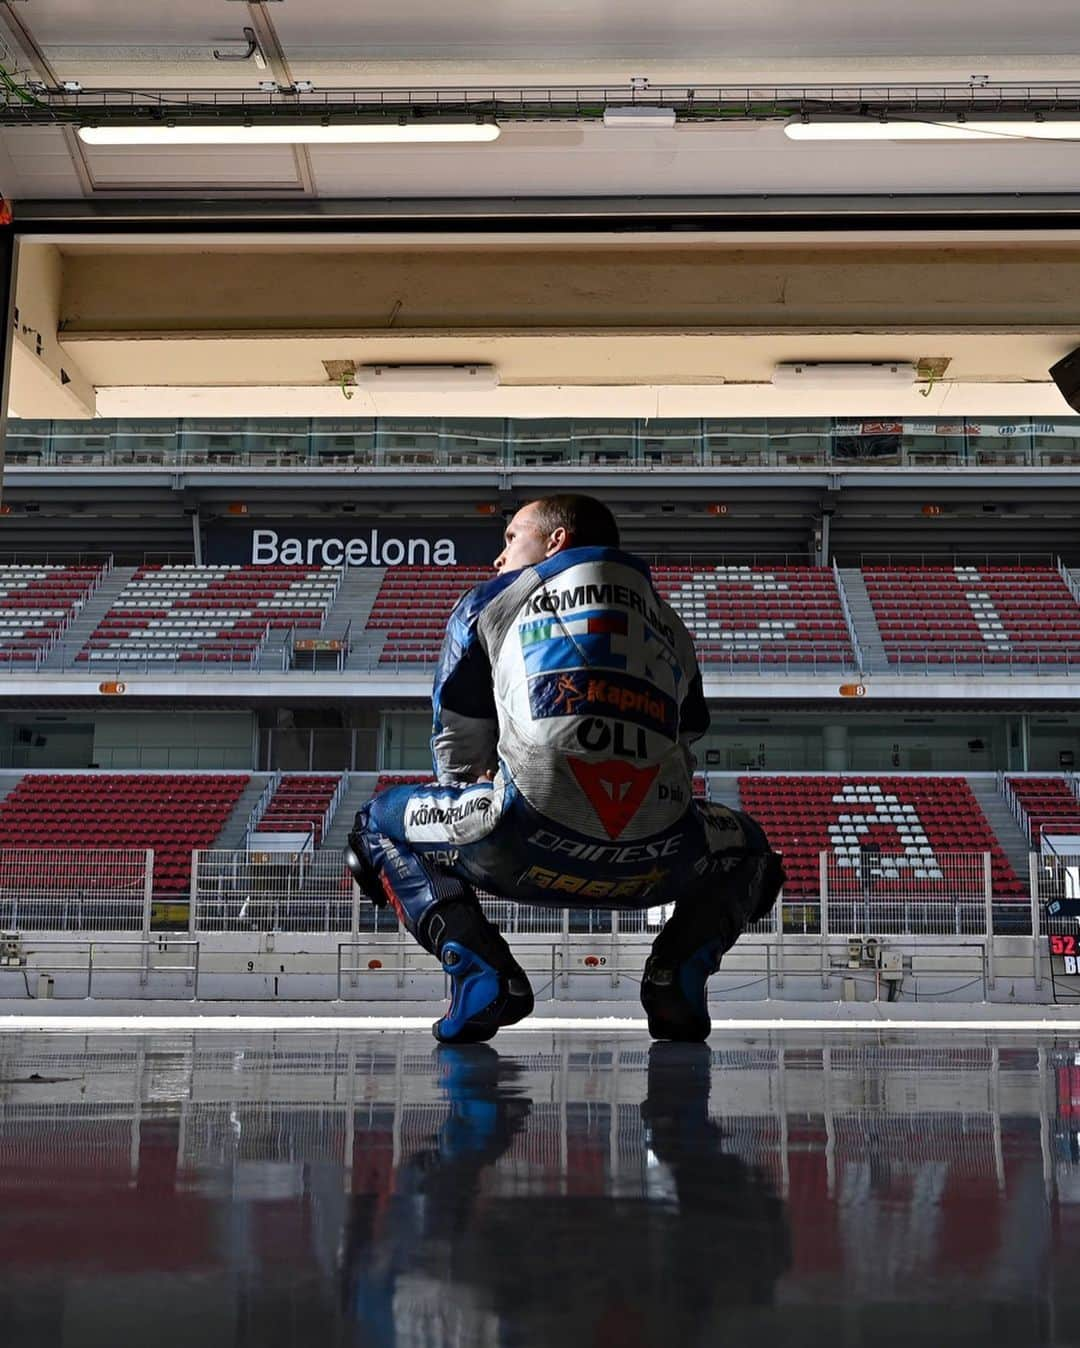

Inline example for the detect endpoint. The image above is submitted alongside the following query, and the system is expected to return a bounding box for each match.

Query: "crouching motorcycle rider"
[347,494,783,1044]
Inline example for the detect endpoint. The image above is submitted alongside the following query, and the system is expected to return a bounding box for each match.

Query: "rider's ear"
[547,526,570,556]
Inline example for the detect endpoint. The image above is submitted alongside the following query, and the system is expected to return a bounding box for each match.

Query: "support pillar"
[0,219,16,489]
[822,725,848,772]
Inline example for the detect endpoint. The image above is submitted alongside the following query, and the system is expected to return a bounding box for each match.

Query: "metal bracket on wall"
[213,26,264,63]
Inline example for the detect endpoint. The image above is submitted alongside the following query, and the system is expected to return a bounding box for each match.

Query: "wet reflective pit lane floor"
[1,1028,1079,1348]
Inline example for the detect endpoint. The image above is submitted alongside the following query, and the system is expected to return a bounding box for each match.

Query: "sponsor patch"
[524,581,675,646]
[403,786,500,845]
[528,670,678,739]
[519,608,629,675]
[701,805,747,852]
[575,717,648,760]
[528,827,681,866]
[567,756,659,840]
[406,794,491,829]
[519,863,668,901]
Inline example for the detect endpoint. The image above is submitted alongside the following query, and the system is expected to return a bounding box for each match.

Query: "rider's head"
[494,494,620,574]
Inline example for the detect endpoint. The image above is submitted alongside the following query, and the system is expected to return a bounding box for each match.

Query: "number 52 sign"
[1049,931,1080,999]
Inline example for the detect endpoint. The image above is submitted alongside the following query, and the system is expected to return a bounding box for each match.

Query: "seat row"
[255,774,342,843]
[1006,777,1080,844]
[737,775,1027,898]
[80,565,341,664]
[0,773,251,893]
[0,565,103,662]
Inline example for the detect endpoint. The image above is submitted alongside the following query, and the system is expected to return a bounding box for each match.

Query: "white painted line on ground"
[1,1015,1080,1033]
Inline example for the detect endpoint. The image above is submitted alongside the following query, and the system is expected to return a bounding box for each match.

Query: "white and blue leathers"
[354,547,776,941]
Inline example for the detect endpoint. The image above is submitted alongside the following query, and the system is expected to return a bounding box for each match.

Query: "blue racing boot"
[641,946,721,1044]
[421,900,534,1045]
[643,849,785,1042]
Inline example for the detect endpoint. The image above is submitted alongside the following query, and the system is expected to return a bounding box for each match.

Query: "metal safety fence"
[1032,852,1080,935]
[823,850,991,936]
[1030,852,1080,1000]
[0,845,1044,946]
[0,847,152,932]
[189,849,367,934]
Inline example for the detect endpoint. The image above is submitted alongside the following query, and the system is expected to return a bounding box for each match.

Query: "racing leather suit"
[353,546,780,954]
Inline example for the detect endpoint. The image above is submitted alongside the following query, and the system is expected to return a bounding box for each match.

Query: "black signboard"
[205,523,499,568]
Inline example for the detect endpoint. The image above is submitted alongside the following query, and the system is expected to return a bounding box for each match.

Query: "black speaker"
[1049,346,1080,412]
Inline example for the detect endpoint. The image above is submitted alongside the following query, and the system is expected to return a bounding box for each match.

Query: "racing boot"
[641,943,726,1044]
[642,851,785,1042]
[420,898,534,1045]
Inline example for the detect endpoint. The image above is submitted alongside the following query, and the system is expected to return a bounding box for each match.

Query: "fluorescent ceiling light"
[785,116,1080,142]
[772,362,917,388]
[78,122,500,146]
[355,364,499,391]
[603,106,677,129]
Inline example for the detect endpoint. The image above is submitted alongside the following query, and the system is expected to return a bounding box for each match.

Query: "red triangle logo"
[567,757,659,840]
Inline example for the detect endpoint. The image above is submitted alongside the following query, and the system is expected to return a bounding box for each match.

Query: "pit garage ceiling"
[2,1,1080,420]
[1,0,1080,200]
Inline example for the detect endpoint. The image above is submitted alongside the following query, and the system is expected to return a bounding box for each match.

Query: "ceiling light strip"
[785,117,1080,141]
[78,123,501,146]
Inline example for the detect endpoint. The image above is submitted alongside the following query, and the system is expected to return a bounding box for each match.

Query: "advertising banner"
[205,522,500,568]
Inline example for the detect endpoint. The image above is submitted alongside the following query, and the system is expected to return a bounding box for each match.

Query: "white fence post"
[1029,851,1043,989]
[819,850,830,988]
[188,850,200,935]
[142,848,155,941]
[983,851,995,990]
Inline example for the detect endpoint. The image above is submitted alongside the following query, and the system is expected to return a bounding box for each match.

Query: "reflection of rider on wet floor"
[342,1042,792,1343]
[348,494,783,1043]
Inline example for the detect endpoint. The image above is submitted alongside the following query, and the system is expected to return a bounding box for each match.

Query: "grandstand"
[0,429,1076,984]
[0,563,104,663]
[5,553,1080,678]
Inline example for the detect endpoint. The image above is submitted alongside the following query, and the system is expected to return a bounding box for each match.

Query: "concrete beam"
[56,242,1080,332]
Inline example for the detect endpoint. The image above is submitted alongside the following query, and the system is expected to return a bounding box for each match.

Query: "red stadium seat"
[0,773,249,893]
[1006,776,1080,845]
[0,564,104,663]
[864,565,1080,667]
[79,565,342,665]
[737,775,1025,899]
[254,774,343,843]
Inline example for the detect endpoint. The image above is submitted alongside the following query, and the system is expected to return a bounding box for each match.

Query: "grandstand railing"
[14,634,275,675]
[859,552,1058,568]
[243,771,283,847]
[10,417,1080,471]
[323,773,349,838]
[832,560,865,671]
[879,646,1080,675]
[1058,557,1080,606]
[999,772,1031,840]
[0,847,153,933]
[0,551,115,568]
